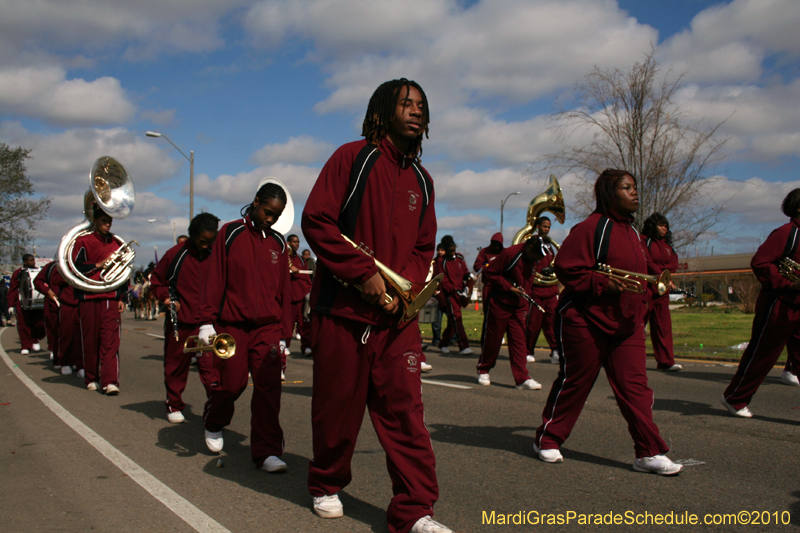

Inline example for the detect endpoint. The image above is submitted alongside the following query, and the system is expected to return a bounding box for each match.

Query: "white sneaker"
[167,411,185,424]
[86,382,99,391]
[260,455,287,473]
[633,454,683,476]
[304,347,312,356]
[526,354,535,363]
[781,370,800,386]
[33,343,40,351]
[459,347,474,355]
[281,371,286,381]
[104,384,120,395]
[283,347,290,357]
[50,352,54,360]
[550,351,560,364]
[440,346,449,354]
[77,369,85,379]
[20,349,29,355]
[664,364,683,371]
[421,362,433,373]
[205,429,224,452]
[516,378,542,390]
[410,516,453,533]
[295,333,301,340]
[61,366,72,376]
[477,373,490,386]
[720,394,753,418]
[313,493,343,519]
[533,442,563,463]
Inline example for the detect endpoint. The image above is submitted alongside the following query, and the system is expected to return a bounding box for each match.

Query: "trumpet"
[595,264,670,296]
[340,234,443,325]
[779,257,800,284]
[183,333,236,359]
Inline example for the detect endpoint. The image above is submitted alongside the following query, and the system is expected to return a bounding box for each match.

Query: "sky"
[1,0,799,269]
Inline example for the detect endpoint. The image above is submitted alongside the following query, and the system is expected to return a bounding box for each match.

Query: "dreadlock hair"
[362,78,430,160]
[188,212,220,239]
[240,182,287,218]
[594,169,636,218]
[781,189,800,218]
[642,212,673,246]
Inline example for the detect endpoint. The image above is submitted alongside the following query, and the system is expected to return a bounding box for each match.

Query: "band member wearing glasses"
[641,213,682,371]
[196,183,292,473]
[526,217,560,364]
[8,253,44,355]
[534,169,682,476]
[72,210,126,395]
[302,79,452,533]
[477,237,544,390]
[151,212,219,424]
[721,189,800,417]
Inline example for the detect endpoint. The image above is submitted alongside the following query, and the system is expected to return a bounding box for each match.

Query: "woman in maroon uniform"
[286,233,313,361]
[196,183,292,473]
[721,189,800,417]
[534,169,682,476]
[150,212,219,424]
[33,261,61,364]
[641,213,682,371]
[435,235,473,355]
[526,217,560,364]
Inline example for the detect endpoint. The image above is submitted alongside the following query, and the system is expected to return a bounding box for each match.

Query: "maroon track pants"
[308,313,439,533]
[784,330,800,374]
[79,299,121,387]
[163,320,216,413]
[58,304,81,370]
[477,298,530,385]
[646,296,677,368]
[286,300,310,353]
[526,294,558,353]
[438,293,469,351]
[15,304,43,351]
[43,300,59,356]
[536,302,669,459]
[723,293,800,409]
[203,321,284,465]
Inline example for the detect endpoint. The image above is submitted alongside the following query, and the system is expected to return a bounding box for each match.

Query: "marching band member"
[150,212,219,424]
[303,78,452,533]
[525,217,559,364]
[474,232,504,307]
[72,209,127,394]
[196,183,292,473]
[641,213,682,371]
[721,188,800,417]
[534,169,682,476]
[435,235,473,355]
[477,237,544,390]
[8,254,43,354]
[286,234,313,359]
[49,260,82,377]
[33,260,60,364]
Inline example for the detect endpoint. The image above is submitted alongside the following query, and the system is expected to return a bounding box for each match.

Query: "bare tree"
[531,49,728,251]
[0,144,51,262]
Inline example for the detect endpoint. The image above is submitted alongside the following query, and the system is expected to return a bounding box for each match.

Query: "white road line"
[0,333,230,533]
[421,379,472,389]
[146,333,165,339]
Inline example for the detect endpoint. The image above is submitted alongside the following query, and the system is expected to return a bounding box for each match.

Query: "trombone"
[183,333,236,359]
[779,257,800,284]
[595,264,671,296]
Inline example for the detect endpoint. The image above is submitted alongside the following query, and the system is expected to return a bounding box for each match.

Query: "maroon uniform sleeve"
[483,249,513,293]
[150,248,174,303]
[301,145,380,286]
[8,269,20,307]
[197,227,229,325]
[280,246,293,339]
[33,267,50,295]
[473,249,487,273]
[399,172,437,284]
[554,216,610,299]
[752,224,794,292]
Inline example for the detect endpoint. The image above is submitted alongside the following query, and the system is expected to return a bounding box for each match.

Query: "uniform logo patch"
[408,191,420,212]
[271,250,279,264]
[405,351,419,373]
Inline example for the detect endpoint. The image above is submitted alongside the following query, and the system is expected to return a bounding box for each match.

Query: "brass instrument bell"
[183,333,236,359]
[595,264,670,296]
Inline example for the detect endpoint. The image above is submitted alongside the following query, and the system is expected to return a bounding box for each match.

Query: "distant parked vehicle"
[669,290,688,302]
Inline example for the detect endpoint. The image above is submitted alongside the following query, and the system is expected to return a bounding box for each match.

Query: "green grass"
[420,304,781,362]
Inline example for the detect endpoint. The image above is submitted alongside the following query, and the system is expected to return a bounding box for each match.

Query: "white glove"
[280,339,287,352]
[8,307,13,315]
[198,324,217,346]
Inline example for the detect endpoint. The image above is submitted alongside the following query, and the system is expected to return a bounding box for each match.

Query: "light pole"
[146,131,194,220]
[500,191,521,234]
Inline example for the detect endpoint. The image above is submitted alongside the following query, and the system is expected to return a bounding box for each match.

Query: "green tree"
[531,49,728,250]
[0,144,51,262]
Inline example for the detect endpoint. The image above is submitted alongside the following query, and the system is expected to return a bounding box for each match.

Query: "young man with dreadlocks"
[302,79,453,533]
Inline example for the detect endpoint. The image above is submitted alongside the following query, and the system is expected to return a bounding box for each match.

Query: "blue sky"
[1,0,799,268]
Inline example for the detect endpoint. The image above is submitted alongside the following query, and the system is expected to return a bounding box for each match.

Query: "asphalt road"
[1,313,798,532]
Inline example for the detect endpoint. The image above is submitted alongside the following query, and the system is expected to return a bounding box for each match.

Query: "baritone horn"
[779,257,800,284]
[595,264,671,296]
[513,175,565,286]
[57,156,137,292]
[340,234,443,326]
[183,333,236,359]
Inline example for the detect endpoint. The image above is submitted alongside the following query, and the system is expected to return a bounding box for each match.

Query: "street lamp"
[146,131,194,220]
[500,191,521,234]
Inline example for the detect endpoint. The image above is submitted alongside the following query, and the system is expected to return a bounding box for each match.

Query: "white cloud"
[0,67,135,126]
[192,163,321,206]
[250,136,335,165]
